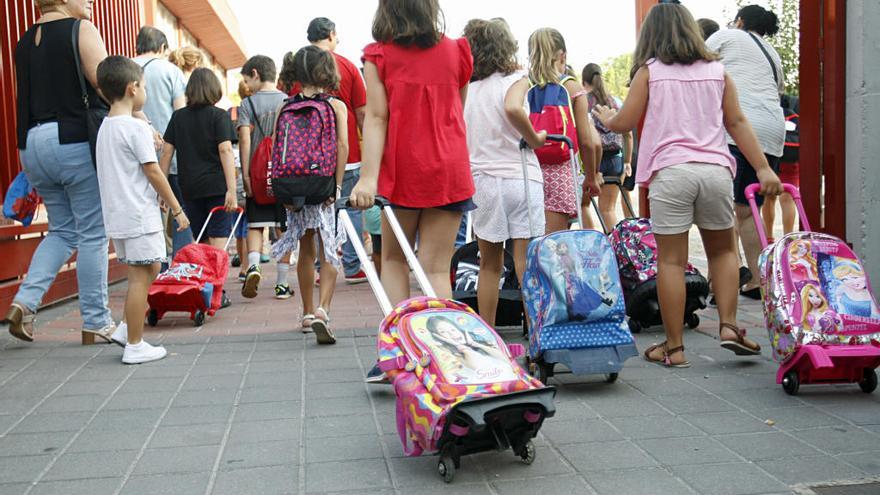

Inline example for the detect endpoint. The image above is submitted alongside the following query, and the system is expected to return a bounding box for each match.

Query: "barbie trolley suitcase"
[338,198,556,483]
[746,184,880,395]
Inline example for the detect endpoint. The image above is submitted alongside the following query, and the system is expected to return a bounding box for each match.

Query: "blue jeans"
[455,214,468,248]
[16,123,111,329]
[340,168,363,276]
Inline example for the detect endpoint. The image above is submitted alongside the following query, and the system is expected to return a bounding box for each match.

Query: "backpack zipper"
[281,121,291,164]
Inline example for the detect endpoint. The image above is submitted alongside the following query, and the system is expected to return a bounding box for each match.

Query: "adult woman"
[5,0,114,342]
[168,45,204,80]
[706,5,786,300]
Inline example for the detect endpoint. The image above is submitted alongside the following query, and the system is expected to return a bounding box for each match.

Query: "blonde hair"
[789,241,817,273]
[528,28,566,87]
[833,263,864,280]
[800,284,828,328]
[169,46,205,73]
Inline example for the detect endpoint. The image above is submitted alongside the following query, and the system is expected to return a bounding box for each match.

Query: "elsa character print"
[554,242,612,321]
[427,315,517,384]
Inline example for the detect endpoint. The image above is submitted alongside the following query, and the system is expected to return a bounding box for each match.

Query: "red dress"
[363,36,474,208]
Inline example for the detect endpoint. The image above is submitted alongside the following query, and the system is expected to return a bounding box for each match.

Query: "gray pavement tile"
[181,373,243,391]
[43,449,138,481]
[305,414,378,439]
[836,451,880,476]
[0,431,75,457]
[0,455,52,483]
[69,366,130,382]
[121,377,183,392]
[133,445,219,475]
[235,401,301,422]
[304,381,366,400]
[187,363,246,377]
[824,402,880,425]
[202,343,254,354]
[587,466,692,495]
[33,394,106,414]
[305,458,391,492]
[0,398,38,415]
[543,400,601,422]
[250,350,300,363]
[12,411,93,434]
[213,465,297,495]
[54,380,118,397]
[672,462,790,495]
[128,364,195,379]
[228,419,300,444]
[691,374,777,392]
[305,434,384,463]
[715,432,823,460]
[171,388,237,407]
[388,455,484,487]
[305,368,366,384]
[187,352,250,366]
[794,427,880,455]
[756,407,842,431]
[626,377,710,398]
[1,383,61,399]
[245,371,303,388]
[147,423,227,449]
[684,411,778,435]
[305,357,360,371]
[238,385,302,404]
[220,439,298,470]
[610,415,705,439]
[28,477,120,495]
[539,419,623,444]
[558,441,657,472]
[122,472,210,495]
[0,414,19,433]
[491,474,593,495]
[637,436,740,466]
[588,397,672,418]
[91,408,163,431]
[478,445,574,479]
[160,405,233,426]
[652,392,739,414]
[305,396,371,417]
[66,428,152,453]
[398,483,493,495]
[247,361,303,375]
[758,456,868,485]
[103,391,174,411]
[718,389,805,412]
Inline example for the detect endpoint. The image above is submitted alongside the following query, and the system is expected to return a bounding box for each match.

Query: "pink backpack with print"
[270,94,337,209]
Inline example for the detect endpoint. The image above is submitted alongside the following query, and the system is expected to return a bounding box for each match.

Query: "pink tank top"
[636,59,735,185]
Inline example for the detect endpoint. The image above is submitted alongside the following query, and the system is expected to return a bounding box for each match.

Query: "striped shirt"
[707,28,785,158]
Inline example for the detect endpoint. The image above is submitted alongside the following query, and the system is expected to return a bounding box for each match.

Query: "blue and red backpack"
[270,94,337,209]
[527,76,579,165]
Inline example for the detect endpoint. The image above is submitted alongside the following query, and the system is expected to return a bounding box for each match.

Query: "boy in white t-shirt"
[95,56,190,365]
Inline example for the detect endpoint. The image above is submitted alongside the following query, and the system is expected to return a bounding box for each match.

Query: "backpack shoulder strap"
[746,32,780,87]
[245,97,266,137]
[71,20,89,110]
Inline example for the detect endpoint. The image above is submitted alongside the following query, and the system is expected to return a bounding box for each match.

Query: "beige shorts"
[112,231,167,266]
[472,175,545,242]
[648,163,735,235]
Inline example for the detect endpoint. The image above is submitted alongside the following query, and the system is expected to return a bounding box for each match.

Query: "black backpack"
[780,95,799,164]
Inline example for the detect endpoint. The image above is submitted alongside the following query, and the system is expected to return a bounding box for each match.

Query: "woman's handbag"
[71,19,109,168]
[3,171,41,226]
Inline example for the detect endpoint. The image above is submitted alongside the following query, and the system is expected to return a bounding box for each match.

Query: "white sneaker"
[110,322,128,348]
[122,341,167,365]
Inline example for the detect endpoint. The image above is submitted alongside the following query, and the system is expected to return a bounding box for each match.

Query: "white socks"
[277,262,290,286]
[247,251,261,268]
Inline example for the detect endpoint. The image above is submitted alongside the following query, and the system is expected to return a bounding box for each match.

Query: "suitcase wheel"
[147,309,159,327]
[193,310,206,327]
[517,440,536,465]
[860,369,877,394]
[782,371,800,395]
[438,455,456,483]
[605,373,619,384]
[685,313,700,329]
[628,319,642,334]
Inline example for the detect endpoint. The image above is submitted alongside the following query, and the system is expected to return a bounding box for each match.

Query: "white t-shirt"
[706,29,786,157]
[96,116,164,239]
[464,71,542,183]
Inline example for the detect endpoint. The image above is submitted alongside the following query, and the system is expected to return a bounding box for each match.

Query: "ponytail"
[736,5,779,37]
[582,63,611,107]
[528,28,567,87]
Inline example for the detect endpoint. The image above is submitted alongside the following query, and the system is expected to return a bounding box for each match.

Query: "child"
[461,18,546,327]
[271,46,348,344]
[527,28,602,234]
[350,0,475,304]
[593,3,782,367]
[237,55,293,300]
[95,56,190,364]
[160,68,237,250]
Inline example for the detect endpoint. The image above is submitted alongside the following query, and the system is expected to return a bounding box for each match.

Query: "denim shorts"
[599,151,624,179]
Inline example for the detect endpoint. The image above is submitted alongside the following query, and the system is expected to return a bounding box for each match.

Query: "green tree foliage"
[599,52,634,100]
[731,0,800,94]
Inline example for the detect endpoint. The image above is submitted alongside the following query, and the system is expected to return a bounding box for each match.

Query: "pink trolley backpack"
[747,184,880,395]
[337,197,556,483]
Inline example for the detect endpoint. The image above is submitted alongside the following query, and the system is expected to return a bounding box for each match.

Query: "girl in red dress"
[350,0,474,303]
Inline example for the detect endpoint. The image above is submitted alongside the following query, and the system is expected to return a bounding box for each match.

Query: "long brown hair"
[463,18,518,82]
[582,63,612,107]
[631,3,719,80]
[528,28,566,87]
[372,0,444,49]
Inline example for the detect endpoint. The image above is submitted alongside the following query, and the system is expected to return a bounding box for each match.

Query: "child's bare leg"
[298,230,317,317]
[476,239,503,326]
[316,236,338,309]
[779,192,797,234]
[544,211,570,234]
[599,184,619,229]
[416,209,462,300]
[125,263,161,346]
[648,232,689,364]
[761,196,777,239]
[380,209,419,305]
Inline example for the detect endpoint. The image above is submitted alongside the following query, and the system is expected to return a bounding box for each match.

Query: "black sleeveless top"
[15,18,102,149]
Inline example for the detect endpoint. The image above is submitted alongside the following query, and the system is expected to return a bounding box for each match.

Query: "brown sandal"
[5,302,35,343]
[643,341,690,368]
[719,323,761,355]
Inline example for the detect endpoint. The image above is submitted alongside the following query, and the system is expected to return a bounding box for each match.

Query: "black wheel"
[518,440,536,465]
[859,369,878,394]
[536,363,551,384]
[782,371,800,395]
[438,456,456,483]
[193,310,206,327]
[685,313,700,329]
[605,372,619,383]
[627,319,642,334]
[147,309,159,327]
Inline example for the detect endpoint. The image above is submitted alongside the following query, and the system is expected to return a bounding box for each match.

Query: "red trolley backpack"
[270,94,337,209]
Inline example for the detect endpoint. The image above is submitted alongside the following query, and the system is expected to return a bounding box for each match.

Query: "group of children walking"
[94,0,782,366]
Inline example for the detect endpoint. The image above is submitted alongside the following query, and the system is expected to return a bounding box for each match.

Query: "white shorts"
[648,163,735,235]
[112,231,167,265]
[472,175,545,243]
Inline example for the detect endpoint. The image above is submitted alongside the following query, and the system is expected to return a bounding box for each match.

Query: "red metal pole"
[822,0,847,240]
[798,0,822,231]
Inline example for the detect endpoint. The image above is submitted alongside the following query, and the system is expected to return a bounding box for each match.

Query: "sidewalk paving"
[1,257,879,495]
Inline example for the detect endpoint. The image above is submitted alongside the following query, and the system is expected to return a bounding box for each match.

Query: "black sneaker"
[221,290,232,308]
[739,267,753,288]
[231,254,241,268]
[740,287,762,300]
[241,265,261,299]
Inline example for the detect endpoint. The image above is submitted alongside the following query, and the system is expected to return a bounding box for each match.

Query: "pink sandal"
[643,342,690,368]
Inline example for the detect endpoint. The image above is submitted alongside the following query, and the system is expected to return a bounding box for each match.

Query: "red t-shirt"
[362,36,474,208]
[289,52,366,164]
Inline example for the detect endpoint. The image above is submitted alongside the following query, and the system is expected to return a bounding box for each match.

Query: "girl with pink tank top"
[594,3,782,368]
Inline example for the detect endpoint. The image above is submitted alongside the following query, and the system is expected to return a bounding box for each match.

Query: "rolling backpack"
[246,97,276,205]
[270,94,337,209]
[527,76,579,165]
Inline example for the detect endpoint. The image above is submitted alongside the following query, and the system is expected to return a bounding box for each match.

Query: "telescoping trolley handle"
[744,183,811,249]
[520,134,584,229]
[196,206,245,250]
[336,196,437,317]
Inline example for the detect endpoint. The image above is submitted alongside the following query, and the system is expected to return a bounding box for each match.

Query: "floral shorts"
[541,161,579,218]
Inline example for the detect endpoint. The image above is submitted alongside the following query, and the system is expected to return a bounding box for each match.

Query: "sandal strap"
[665,344,685,355]
[720,322,747,341]
[315,307,330,323]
